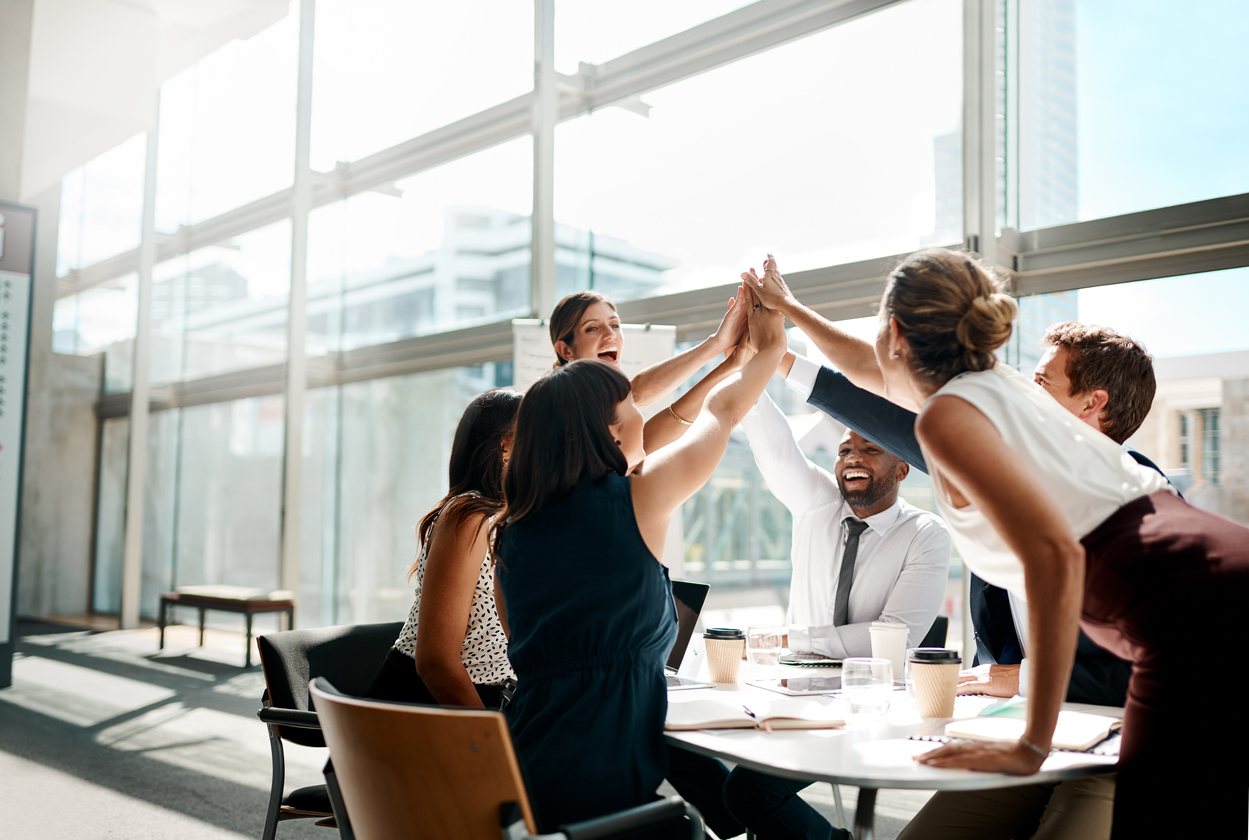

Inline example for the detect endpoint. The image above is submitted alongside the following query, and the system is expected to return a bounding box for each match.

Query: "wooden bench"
[158,585,295,667]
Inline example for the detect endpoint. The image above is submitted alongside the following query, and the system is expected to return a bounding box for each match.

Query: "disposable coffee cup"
[703,628,746,683]
[869,621,909,683]
[907,648,961,718]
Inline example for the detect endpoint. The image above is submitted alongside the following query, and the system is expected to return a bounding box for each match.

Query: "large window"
[151,220,292,384]
[556,0,963,295]
[57,134,145,274]
[1016,0,1249,228]
[306,138,533,354]
[155,5,299,230]
[310,0,532,170]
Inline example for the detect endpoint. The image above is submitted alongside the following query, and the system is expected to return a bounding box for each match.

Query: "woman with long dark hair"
[747,250,1249,838]
[492,286,785,832]
[364,388,521,708]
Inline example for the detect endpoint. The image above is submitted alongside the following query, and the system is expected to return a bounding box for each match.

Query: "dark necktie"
[833,518,870,626]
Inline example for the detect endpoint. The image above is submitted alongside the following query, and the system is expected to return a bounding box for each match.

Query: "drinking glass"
[746,625,783,669]
[841,657,893,723]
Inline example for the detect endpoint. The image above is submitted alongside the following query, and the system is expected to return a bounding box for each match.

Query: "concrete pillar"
[0,0,34,202]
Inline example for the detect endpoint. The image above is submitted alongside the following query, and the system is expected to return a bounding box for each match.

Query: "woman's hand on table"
[916,740,1046,775]
[956,663,1020,697]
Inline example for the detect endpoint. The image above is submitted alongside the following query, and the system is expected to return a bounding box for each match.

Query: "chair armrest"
[559,796,702,840]
[257,707,321,730]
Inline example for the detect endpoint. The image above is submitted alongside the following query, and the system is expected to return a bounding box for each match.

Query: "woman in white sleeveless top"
[747,250,1248,838]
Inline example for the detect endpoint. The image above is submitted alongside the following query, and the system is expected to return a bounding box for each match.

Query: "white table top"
[664,671,1119,792]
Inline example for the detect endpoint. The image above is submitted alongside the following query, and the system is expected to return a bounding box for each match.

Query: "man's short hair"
[1043,322,1156,444]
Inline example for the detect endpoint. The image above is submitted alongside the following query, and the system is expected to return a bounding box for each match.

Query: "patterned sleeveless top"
[393,508,515,685]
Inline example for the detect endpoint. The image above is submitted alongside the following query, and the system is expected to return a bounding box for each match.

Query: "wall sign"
[0,202,35,660]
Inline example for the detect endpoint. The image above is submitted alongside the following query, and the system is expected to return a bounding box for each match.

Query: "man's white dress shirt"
[741,362,952,659]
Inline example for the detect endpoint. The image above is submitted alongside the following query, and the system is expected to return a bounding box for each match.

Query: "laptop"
[664,580,714,690]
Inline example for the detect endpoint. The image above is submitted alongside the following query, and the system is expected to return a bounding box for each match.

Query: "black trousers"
[363,645,506,708]
[665,745,744,839]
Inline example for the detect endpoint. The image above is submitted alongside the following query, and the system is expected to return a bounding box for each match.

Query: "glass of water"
[746,625,783,669]
[841,657,893,724]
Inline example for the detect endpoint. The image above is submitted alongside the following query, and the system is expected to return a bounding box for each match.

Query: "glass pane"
[1017,0,1249,228]
[152,219,291,384]
[155,4,298,230]
[555,0,963,297]
[51,274,138,393]
[57,134,145,274]
[171,396,285,596]
[554,0,753,74]
[326,364,509,624]
[311,0,532,170]
[307,138,531,354]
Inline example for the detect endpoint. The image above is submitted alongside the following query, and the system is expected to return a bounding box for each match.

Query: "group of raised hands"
[706,254,797,370]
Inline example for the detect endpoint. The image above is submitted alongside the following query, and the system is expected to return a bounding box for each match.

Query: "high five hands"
[743,254,796,312]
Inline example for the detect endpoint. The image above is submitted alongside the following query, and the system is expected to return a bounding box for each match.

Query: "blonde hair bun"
[882,248,1018,387]
[956,292,1017,355]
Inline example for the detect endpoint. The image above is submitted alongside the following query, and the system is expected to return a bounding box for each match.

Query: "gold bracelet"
[667,405,693,426]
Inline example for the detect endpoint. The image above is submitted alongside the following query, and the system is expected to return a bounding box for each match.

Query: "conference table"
[665,667,1119,840]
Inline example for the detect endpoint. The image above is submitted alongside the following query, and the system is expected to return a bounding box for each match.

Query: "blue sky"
[1073,0,1249,358]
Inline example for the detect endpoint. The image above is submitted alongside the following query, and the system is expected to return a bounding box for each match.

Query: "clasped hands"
[710,258,787,367]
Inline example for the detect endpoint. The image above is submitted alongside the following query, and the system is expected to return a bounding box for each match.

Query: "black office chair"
[256,621,404,840]
[310,677,705,840]
[919,616,949,648]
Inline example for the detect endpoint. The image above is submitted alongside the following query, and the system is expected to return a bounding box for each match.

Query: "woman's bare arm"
[630,289,785,558]
[914,395,1084,774]
[630,292,747,407]
[746,256,886,395]
[413,512,491,708]
[642,349,746,452]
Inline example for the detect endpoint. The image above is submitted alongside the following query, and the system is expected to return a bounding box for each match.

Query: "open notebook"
[665,693,845,732]
[945,710,1121,752]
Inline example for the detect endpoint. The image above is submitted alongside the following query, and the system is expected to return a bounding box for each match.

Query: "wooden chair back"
[309,678,538,840]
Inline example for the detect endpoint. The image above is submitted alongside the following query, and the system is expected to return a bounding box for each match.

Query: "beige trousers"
[895,774,1115,840]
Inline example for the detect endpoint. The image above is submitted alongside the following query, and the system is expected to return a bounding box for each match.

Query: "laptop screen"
[666,580,710,671]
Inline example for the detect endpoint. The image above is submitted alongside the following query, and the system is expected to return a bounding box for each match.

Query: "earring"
[614,439,622,445]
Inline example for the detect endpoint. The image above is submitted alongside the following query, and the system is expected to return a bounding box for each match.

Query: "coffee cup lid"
[907,647,961,664]
[704,627,745,640]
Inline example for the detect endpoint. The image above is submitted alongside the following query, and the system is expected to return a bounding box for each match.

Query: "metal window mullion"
[279,0,316,607]
[530,0,556,318]
[120,104,160,629]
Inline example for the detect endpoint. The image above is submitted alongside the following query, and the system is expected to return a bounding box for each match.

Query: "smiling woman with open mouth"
[545,285,756,453]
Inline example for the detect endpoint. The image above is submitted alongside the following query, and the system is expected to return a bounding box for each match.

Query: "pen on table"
[743,705,774,734]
